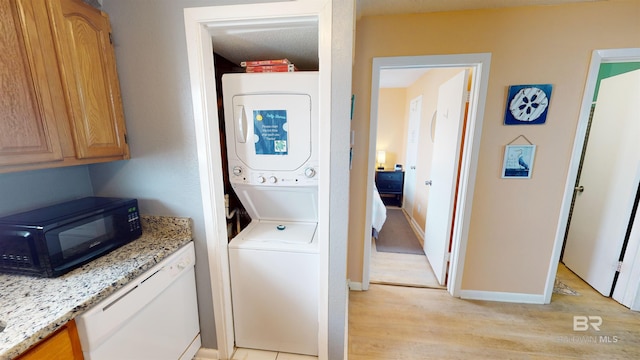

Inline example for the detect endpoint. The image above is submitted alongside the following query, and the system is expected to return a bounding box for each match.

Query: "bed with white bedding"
[371,188,387,238]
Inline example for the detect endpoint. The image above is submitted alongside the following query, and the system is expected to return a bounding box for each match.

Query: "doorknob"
[425,180,432,186]
[575,185,584,193]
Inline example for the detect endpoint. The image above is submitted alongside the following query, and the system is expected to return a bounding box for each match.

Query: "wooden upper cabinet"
[46,0,128,159]
[0,0,130,173]
[0,0,64,166]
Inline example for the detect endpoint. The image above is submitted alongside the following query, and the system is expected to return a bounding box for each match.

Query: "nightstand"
[375,170,405,207]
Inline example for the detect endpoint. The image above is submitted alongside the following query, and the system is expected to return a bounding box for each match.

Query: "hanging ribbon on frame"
[502,135,536,179]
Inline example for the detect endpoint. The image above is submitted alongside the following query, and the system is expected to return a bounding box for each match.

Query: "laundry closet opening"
[210,17,323,357]
[184,3,344,358]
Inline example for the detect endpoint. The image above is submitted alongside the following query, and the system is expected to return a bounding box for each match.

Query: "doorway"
[370,67,470,289]
[361,53,492,297]
[547,48,640,309]
[183,2,351,359]
[562,67,640,298]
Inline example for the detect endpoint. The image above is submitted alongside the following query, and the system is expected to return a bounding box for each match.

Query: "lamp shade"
[376,150,386,166]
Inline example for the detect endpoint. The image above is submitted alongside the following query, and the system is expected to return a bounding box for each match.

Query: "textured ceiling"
[211,18,319,71]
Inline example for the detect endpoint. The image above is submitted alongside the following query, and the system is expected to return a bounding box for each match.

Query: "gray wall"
[0,166,93,216]
[95,0,281,350]
[97,1,353,355]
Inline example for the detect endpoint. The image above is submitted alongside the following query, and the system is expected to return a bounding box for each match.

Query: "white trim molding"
[194,348,219,360]
[460,290,546,304]
[348,280,364,291]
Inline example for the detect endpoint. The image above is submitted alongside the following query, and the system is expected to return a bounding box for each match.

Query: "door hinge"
[124,133,128,144]
[109,32,113,44]
[617,261,623,272]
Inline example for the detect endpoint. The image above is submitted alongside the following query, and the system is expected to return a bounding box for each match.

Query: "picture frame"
[502,144,536,179]
[504,84,552,125]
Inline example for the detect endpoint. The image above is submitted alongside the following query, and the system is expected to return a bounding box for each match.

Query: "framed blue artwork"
[504,84,552,125]
[502,144,536,179]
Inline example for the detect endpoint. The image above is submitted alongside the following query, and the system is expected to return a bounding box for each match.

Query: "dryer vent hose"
[225,194,241,237]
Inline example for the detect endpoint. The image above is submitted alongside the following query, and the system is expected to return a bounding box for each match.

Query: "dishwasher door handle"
[103,285,138,311]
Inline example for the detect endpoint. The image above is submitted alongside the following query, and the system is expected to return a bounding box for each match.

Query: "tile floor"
[231,348,317,360]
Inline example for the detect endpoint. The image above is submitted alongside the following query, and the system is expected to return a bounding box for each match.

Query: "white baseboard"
[348,280,363,291]
[459,289,545,304]
[408,216,425,246]
[344,282,350,359]
[193,347,219,360]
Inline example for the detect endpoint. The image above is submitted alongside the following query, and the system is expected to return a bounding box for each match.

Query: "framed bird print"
[502,144,536,179]
[504,84,552,125]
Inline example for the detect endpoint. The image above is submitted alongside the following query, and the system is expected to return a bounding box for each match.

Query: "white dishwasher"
[76,242,201,360]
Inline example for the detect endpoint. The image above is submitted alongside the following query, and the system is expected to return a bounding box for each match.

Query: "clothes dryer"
[222,72,319,355]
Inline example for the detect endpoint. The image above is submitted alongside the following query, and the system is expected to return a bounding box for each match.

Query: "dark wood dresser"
[375,170,405,207]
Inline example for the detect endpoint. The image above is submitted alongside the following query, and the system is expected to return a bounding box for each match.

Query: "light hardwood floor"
[348,263,640,359]
[370,208,444,289]
[370,238,444,289]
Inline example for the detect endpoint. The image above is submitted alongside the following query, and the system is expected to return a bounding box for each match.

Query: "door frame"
[183,2,339,359]
[362,53,492,296]
[545,48,640,304]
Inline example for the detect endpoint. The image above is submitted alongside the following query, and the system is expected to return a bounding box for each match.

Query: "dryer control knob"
[304,167,316,178]
[269,176,278,184]
[232,166,243,176]
[257,176,266,184]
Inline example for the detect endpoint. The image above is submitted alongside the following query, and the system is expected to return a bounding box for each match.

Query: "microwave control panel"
[127,206,141,232]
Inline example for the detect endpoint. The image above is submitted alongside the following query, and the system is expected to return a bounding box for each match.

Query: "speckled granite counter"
[0,215,193,359]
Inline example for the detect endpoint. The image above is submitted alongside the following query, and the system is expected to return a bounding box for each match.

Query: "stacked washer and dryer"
[222,72,320,356]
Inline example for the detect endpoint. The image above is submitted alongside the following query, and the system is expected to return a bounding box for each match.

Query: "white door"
[423,70,468,285]
[563,69,640,297]
[403,96,422,214]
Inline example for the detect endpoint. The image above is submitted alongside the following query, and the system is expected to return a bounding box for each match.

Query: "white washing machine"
[222,72,319,356]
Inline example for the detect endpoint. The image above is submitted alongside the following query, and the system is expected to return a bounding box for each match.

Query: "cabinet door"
[17,319,84,360]
[0,0,63,166]
[46,0,128,159]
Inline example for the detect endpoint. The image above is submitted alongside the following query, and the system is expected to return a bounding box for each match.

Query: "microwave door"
[44,214,119,274]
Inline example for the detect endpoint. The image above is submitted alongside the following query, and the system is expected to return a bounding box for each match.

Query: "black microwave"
[0,197,142,277]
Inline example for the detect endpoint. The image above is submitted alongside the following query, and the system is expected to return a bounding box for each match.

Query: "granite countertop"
[0,215,193,360]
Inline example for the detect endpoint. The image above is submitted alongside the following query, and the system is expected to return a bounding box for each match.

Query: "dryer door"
[230,94,312,171]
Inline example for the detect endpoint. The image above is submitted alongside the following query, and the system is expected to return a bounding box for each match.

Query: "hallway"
[370,207,444,289]
[348,264,640,359]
